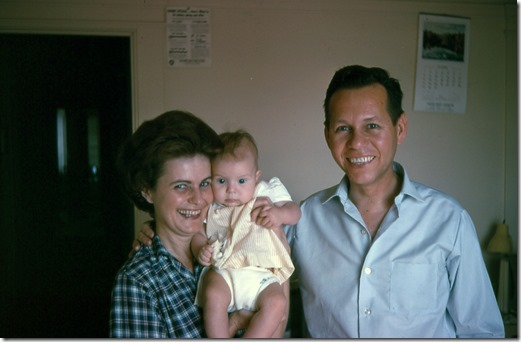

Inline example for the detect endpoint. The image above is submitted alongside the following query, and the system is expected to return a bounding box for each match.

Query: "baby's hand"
[197,243,214,266]
[251,197,273,227]
[251,196,282,229]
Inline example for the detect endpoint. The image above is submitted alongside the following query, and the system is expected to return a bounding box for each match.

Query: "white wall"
[0,0,517,251]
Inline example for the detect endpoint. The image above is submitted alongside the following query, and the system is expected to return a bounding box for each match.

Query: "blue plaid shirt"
[110,235,204,338]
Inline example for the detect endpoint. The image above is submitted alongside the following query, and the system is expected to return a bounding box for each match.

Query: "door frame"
[0,8,165,235]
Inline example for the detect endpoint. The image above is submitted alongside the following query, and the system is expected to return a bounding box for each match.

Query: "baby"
[191,130,301,338]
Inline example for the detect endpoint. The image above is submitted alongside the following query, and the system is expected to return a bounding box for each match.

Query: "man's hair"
[323,65,404,127]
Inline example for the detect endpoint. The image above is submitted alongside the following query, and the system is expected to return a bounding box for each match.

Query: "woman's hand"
[228,310,254,337]
[128,221,156,257]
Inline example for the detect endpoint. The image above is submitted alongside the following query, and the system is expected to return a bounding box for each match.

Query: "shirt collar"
[152,235,202,276]
[393,162,423,203]
[152,234,171,258]
[152,235,185,272]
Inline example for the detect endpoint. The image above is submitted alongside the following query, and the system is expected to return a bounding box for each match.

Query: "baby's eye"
[238,179,247,184]
[217,178,226,184]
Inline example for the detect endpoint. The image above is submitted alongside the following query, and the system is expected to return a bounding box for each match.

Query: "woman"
[109,110,250,338]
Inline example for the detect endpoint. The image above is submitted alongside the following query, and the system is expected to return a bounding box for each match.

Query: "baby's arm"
[274,200,301,225]
[250,197,301,229]
[251,198,299,254]
[191,229,213,266]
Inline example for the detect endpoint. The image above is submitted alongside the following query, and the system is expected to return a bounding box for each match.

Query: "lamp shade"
[487,223,512,254]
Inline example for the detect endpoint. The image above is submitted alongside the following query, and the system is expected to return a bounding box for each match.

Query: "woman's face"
[142,154,213,240]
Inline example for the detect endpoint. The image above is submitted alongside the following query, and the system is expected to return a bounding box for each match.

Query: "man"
[285,65,504,338]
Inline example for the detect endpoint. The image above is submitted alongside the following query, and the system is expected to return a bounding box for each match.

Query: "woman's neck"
[157,229,195,272]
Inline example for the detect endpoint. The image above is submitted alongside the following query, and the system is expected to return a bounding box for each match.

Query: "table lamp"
[487,222,512,314]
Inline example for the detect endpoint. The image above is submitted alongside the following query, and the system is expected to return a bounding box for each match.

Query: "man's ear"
[324,126,333,150]
[396,113,408,145]
[141,189,153,204]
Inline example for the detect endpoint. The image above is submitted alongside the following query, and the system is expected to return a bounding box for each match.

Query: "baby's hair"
[218,130,259,168]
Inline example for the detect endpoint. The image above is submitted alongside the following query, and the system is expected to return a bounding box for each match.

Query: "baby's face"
[211,153,260,207]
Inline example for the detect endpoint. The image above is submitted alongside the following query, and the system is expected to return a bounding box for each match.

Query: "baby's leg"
[242,282,287,338]
[200,268,232,338]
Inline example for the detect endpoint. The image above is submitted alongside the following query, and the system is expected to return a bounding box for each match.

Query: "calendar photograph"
[422,18,466,62]
[414,14,470,114]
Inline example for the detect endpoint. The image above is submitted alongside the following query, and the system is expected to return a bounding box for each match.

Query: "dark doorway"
[0,34,134,337]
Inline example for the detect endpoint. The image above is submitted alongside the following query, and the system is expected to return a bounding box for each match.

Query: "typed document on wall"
[166,7,211,67]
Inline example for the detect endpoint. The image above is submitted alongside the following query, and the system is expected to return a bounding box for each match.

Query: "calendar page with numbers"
[413,14,470,114]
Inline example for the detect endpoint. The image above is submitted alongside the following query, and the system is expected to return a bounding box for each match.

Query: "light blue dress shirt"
[286,162,504,338]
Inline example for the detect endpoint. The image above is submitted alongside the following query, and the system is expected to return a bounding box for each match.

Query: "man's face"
[324,83,407,190]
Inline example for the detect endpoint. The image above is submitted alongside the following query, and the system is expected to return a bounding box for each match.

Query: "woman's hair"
[117,110,222,215]
[323,65,404,128]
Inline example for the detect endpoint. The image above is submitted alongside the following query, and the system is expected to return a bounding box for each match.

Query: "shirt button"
[364,267,372,275]
[364,308,372,315]
[361,229,367,235]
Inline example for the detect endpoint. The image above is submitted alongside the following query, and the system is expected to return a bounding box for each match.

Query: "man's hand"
[128,221,155,257]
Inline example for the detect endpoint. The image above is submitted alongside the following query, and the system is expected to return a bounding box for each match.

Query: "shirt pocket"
[390,262,437,312]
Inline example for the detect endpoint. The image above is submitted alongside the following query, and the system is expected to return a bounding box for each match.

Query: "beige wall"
[0,0,517,251]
